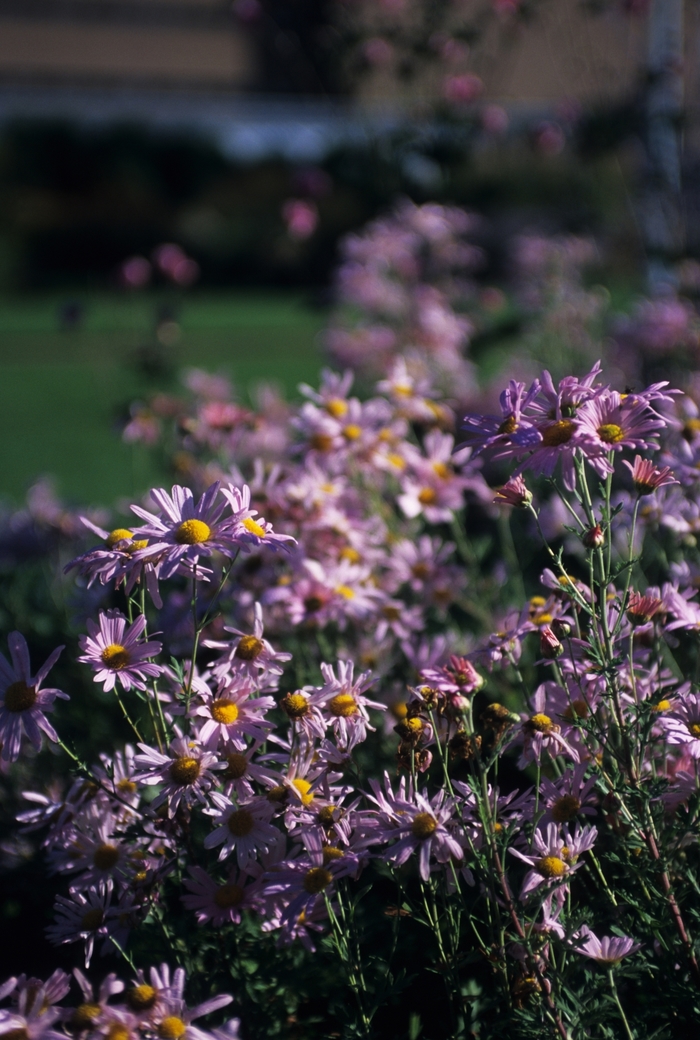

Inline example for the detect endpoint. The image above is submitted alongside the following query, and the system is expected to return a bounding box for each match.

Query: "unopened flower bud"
[551,618,571,640]
[539,625,563,659]
[582,524,604,549]
[493,475,533,508]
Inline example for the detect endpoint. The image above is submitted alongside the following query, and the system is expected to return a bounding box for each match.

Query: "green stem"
[607,968,635,1040]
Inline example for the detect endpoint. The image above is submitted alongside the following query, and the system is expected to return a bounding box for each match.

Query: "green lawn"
[0,291,325,507]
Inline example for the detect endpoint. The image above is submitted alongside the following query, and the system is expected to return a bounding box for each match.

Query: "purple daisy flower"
[508,822,597,899]
[574,926,642,964]
[575,389,667,478]
[130,482,238,579]
[134,734,222,815]
[181,865,260,926]
[78,611,162,693]
[203,793,280,868]
[0,632,67,762]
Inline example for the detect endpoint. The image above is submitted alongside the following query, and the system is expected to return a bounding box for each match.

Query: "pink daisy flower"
[130,482,239,578]
[203,793,280,868]
[78,611,162,693]
[181,865,259,925]
[574,926,642,964]
[134,734,222,815]
[0,632,67,762]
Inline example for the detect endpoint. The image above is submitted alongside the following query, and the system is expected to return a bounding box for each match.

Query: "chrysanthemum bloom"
[0,970,71,1040]
[181,865,259,926]
[656,691,700,758]
[262,832,358,925]
[141,964,233,1040]
[79,611,162,693]
[130,482,240,578]
[508,822,597,899]
[134,734,221,814]
[574,926,642,964]
[575,389,667,478]
[278,689,327,741]
[539,763,598,826]
[69,967,125,1032]
[512,685,580,767]
[64,517,163,607]
[626,590,663,625]
[46,881,118,968]
[623,455,678,495]
[220,484,296,554]
[204,602,292,689]
[204,793,280,868]
[0,631,67,762]
[369,785,465,881]
[312,660,385,748]
[191,676,275,751]
[461,379,541,458]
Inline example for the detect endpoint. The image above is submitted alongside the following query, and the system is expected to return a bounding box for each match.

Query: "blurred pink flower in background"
[282,199,319,241]
[443,73,483,105]
[119,256,151,289]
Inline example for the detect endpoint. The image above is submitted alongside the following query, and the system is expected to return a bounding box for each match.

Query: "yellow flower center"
[170,757,201,785]
[541,420,576,447]
[292,778,314,805]
[386,452,406,469]
[551,795,581,823]
[158,1017,187,1040]
[266,784,289,803]
[214,883,245,909]
[106,528,134,548]
[235,634,264,661]
[317,805,336,826]
[688,723,700,738]
[411,812,438,840]
[325,398,348,419]
[126,985,157,1011]
[390,701,408,720]
[432,461,450,479]
[303,866,333,894]
[536,855,567,878]
[4,680,37,713]
[533,612,553,626]
[106,1025,130,1040]
[227,808,254,837]
[652,699,671,713]
[335,584,355,599]
[242,517,265,538]
[71,1004,102,1029]
[498,415,518,435]
[563,699,589,720]
[328,693,358,717]
[117,778,138,794]
[343,424,362,441]
[211,699,239,725]
[383,605,402,621]
[174,519,211,545]
[224,752,248,780]
[339,546,362,563]
[93,843,120,871]
[598,423,624,444]
[418,488,437,505]
[310,433,333,451]
[281,692,310,719]
[322,846,344,863]
[101,644,131,670]
[81,908,104,930]
[527,713,554,733]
